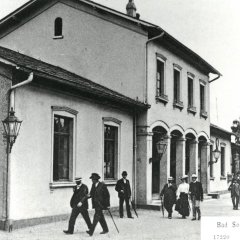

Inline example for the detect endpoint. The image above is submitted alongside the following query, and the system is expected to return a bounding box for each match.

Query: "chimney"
[126,0,137,17]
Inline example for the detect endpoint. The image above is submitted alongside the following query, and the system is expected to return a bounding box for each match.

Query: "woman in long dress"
[176,175,190,218]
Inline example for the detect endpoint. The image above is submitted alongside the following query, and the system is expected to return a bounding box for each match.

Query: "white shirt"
[95,182,99,188]
[177,182,189,198]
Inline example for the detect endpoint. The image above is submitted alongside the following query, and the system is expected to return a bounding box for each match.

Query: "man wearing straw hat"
[189,174,203,220]
[160,176,177,219]
[63,177,92,234]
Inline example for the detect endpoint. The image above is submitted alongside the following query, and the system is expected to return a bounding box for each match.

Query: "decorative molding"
[102,117,122,125]
[155,94,169,105]
[199,79,207,85]
[156,53,167,61]
[53,35,64,40]
[220,142,226,147]
[173,63,182,70]
[49,182,76,191]
[200,110,208,119]
[187,106,197,115]
[137,126,153,136]
[51,106,78,115]
[173,100,184,110]
[187,72,195,78]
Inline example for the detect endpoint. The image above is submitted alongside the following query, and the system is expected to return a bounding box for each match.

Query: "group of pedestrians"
[160,174,203,220]
[63,171,133,236]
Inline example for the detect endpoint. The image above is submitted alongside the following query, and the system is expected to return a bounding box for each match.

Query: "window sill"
[220,176,227,180]
[173,100,184,110]
[49,181,76,190]
[210,177,215,181]
[187,106,197,115]
[155,94,169,105]
[53,35,64,40]
[104,180,117,186]
[200,110,208,119]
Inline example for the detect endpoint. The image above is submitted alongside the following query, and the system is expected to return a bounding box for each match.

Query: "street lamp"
[156,137,168,160]
[2,107,22,152]
[209,138,221,165]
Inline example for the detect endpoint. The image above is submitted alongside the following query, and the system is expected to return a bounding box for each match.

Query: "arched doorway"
[170,130,183,182]
[152,126,167,199]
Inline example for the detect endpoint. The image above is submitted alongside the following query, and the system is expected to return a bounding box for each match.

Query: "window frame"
[173,64,183,110]
[220,145,226,177]
[187,72,196,114]
[199,80,208,118]
[155,53,168,104]
[50,106,78,189]
[53,17,64,39]
[102,117,121,184]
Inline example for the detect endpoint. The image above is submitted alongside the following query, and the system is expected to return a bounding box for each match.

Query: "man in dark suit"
[115,171,133,218]
[87,173,110,236]
[63,177,92,234]
[160,176,177,219]
[228,178,240,210]
[189,174,203,220]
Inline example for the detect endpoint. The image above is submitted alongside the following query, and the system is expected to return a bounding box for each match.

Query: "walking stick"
[107,208,120,233]
[131,200,139,218]
[160,197,164,217]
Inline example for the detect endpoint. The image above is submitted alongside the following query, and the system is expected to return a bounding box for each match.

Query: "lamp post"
[209,138,221,165]
[2,107,22,231]
[156,137,168,160]
[2,107,22,153]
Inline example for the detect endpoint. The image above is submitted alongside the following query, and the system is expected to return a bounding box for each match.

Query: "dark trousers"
[90,208,108,234]
[119,197,132,217]
[68,206,92,233]
[164,201,174,217]
[232,195,239,209]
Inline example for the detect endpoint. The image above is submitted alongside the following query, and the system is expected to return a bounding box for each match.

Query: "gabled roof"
[0,0,221,76]
[0,45,149,111]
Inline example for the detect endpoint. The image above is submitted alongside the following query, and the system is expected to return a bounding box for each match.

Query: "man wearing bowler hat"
[115,171,133,218]
[189,174,203,220]
[63,177,92,234]
[86,173,110,236]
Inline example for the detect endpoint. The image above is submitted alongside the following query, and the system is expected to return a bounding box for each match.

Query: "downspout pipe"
[132,110,137,205]
[145,32,165,103]
[10,72,33,109]
[209,73,221,83]
[6,71,33,231]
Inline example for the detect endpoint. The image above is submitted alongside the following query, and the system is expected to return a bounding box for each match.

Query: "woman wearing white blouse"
[175,175,190,218]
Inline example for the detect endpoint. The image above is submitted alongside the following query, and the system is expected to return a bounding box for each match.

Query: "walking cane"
[107,208,120,233]
[160,196,164,217]
[131,200,139,218]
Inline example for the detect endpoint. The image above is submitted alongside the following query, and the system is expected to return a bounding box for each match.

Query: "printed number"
[213,235,230,240]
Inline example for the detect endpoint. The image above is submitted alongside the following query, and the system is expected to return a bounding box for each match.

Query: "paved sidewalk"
[0,193,237,240]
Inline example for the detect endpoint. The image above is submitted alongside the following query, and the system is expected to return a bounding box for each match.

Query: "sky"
[0,0,240,131]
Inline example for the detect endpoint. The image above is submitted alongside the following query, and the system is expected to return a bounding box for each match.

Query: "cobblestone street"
[0,193,238,240]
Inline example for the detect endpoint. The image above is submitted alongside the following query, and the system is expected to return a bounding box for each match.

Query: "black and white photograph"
[0,0,240,239]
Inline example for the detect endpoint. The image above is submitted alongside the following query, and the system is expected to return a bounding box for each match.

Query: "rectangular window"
[53,115,73,181]
[156,59,164,96]
[221,147,225,177]
[104,125,118,179]
[210,145,214,178]
[188,77,193,107]
[174,69,180,102]
[200,84,205,111]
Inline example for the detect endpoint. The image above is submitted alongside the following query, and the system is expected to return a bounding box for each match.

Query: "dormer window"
[53,17,63,39]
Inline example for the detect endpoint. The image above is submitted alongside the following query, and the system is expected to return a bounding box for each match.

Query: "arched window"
[54,17,63,37]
